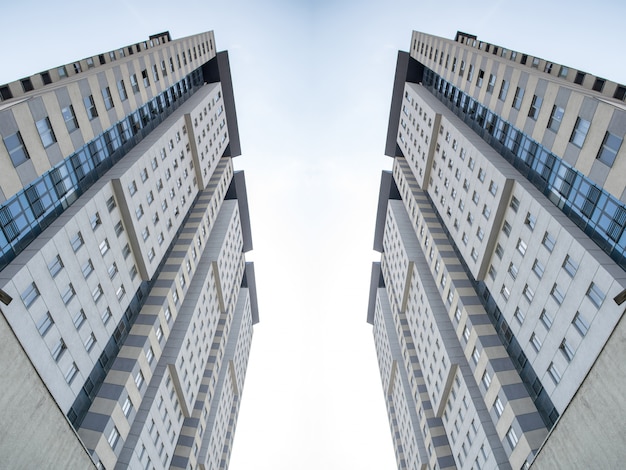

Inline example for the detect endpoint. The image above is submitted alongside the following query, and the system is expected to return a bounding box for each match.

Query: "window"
[488,265,496,279]
[560,339,575,362]
[122,397,133,418]
[472,191,480,205]
[108,262,118,279]
[116,285,126,300]
[48,255,64,277]
[130,74,140,93]
[551,284,565,305]
[90,212,101,230]
[502,221,512,236]
[108,426,120,448]
[489,181,498,196]
[587,282,605,308]
[541,232,555,252]
[512,87,524,109]
[508,262,518,279]
[83,95,98,120]
[562,255,578,277]
[463,326,471,342]
[61,105,79,132]
[548,105,564,131]
[61,283,76,305]
[152,64,159,82]
[155,324,164,342]
[106,196,117,212]
[528,95,543,119]
[495,243,504,259]
[516,238,527,255]
[142,69,150,87]
[501,284,510,300]
[102,306,112,324]
[135,370,145,389]
[506,427,519,448]
[472,347,481,364]
[476,69,484,87]
[525,212,536,230]
[570,117,590,147]
[494,397,504,417]
[74,309,86,329]
[21,282,40,308]
[92,284,103,303]
[540,309,553,329]
[486,74,496,93]
[548,362,561,384]
[85,333,97,352]
[128,180,137,195]
[65,362,78,384]
[102,87,114,110]
[572,311,589,336]
[514,307,525,324]
[99,239,110,256]
[136,205,144,220]
[115,221,124,236]
[498,80,509,100]
[597,131,622,167]
[530,332,542,351]
[482,205,491,220]
[482,370,491,388]
[4,131,30,166]
[117,80,128,101]
[37,312,54,336]
[146,346,155,365]
[532,259,545,278]
[523,284,534,302]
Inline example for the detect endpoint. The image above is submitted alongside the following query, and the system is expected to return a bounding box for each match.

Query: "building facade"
[0,31,258,470]
[368,30,626,469]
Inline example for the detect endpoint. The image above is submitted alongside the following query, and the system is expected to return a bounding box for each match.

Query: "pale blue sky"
[3,1,625,468]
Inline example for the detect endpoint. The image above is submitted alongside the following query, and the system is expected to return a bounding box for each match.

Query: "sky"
[2,0,626,468]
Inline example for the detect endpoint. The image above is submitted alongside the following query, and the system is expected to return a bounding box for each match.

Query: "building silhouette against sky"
[0,31,258,469]
[368,30,626,469]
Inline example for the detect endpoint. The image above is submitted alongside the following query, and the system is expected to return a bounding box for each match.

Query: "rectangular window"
[560,339,575,362]
[502,221,512,236]
[501,284,510,300]
[506,427,519,448]
[65,362,78,384]
[61,105,79,132]
[135,370,145,389]
[482,371,491,388]
[523,284,534,302]
[562,255,578,277]
[570,117,591,147]
[540,309,553,329]
[542,232,556,252]
[494,397,504,417]
[572,311,589,336]
[476,69,484,87]
[99,239,110,256]
[587,282,605,308]
[102,87,114,110]
[61,283,76,305]
[597,131,622,167]
[548,105,564,131]
[498,80,509,100]
[514,307,525,324]
[130,74,140,93]
[4,131,30,166]
[83,95,98,120]
[532,259,545,278]
[495,243,504,259]
[85,333,97,352]
[551,284,565,305]
[516,238,528,255]
[141,69,150,87]
[512,87,524,109]
[21,282,40,308]
[92,284,103,303]
[122,397,133,417]
[73,309,86,329]
[508,262,518,279]
[528,95,543,120]
[108,426,120,448]
[102,306,112,325]
[48,255,64,277]
[525,212,536,230]
[152,64,159,82]
[117,80,128,101]
[486,73,496,93]
[548,362,561,384]
[37,311,54,336]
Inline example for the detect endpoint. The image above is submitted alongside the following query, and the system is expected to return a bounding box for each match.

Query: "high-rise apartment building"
[368,30,626,469]
[0,31,258,470]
